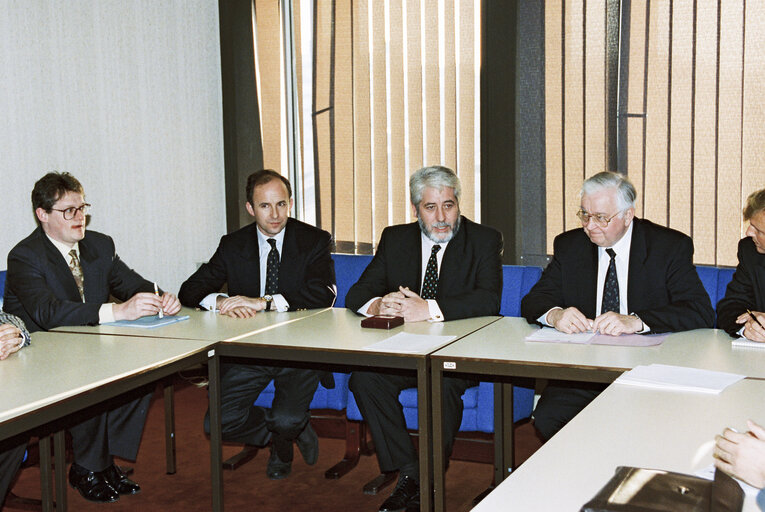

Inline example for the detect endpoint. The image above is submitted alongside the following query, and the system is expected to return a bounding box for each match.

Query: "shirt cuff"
[427,299,444,322]
[200,293,228,312]
[539,307,561,327]
[358,297,381,317]
[272,294,289,312]
[99,303,115,324]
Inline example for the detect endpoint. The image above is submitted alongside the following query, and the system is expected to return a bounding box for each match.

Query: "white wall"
[0,1,225,292]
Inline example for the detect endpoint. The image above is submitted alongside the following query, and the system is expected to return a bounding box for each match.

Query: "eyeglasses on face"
[576,208,622,228]
[50,203,91,220]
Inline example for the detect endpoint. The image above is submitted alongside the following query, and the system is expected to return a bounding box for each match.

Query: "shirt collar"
[420,232,449,253]
[46,233,80,262]
[599,221,634,258]
[256,223,286,252]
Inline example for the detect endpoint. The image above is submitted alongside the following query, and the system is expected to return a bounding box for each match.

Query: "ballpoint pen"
[747,309,764,330]
[154,282,164,319]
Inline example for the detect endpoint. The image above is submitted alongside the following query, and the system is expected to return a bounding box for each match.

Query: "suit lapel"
[41,232,83,302]
[626,219,648,309]
[279,220,300,292]
[577,236,598,315]
[399,223,423,293]
[437,216,467,298]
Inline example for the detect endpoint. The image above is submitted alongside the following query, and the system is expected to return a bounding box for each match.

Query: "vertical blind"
[545,0,763,266]
[251,0,481,252]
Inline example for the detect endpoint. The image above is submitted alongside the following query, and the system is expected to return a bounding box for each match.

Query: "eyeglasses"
[576,208,622,228]
[50,203,91,220]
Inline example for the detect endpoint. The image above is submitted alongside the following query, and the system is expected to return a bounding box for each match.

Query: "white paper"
[732,337,765,349]
[524,327,596,344]
[614,364,745,394]
[695,464,759,498]
[362,332,457,354]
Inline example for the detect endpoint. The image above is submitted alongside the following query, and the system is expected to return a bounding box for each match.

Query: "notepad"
[614,364,744,394]
[732,337,765,349]
[104,315,190,329]
[524,327,667,347]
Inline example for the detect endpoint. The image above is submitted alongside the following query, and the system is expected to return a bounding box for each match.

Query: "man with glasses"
[521,171,714,440]
[3,171,181,504]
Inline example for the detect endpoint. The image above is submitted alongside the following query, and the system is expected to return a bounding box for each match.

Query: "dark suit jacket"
[3,227,154,332]
[178,218,336,310]
[521,218,714,333]
[717,237,765,336]
[345,216,503,320]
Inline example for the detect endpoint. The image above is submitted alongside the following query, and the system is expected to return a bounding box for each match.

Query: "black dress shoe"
[296,423,319,466]
[405,491,421,512]
[68,463,119,503]
[266,448,292,480]
[379,476,419,512]
[103,464,141,495]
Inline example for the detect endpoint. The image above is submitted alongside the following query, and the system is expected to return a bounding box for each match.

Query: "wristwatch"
[262,295,273,311]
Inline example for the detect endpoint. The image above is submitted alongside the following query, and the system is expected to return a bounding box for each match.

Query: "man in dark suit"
[346,166,502,512]
[0,312,30,509]
[179,169,336,480]
[4,171,182,504]
[521,171,714,440]
[717,188,765,340]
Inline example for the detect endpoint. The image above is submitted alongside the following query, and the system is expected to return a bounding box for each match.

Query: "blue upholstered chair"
[695,265,736,326]
[0,269,6,308]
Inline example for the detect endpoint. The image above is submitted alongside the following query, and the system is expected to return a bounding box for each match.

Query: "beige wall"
[0,1,225,292]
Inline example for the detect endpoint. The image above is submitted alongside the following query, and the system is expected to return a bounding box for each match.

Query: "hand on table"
[0,323,25,360]
[592,312,642,336]
[714,420,765,488]
[548,307,592,334]
[736,311,765,342]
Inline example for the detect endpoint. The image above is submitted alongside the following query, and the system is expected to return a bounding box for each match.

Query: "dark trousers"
[0,437,27,508]
[69,389,152,471]
[533,380,607,440]
[204,363,320,461]
[349,371,472,475]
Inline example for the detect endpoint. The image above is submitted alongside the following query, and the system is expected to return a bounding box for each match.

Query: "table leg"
[54,430,67,512]
[164,379,177,474]
[432,362,446,512]
[502,382,515,478]
[417,358,432,512]
[493,382,505,486]
[39,435,53,512]
[208,350,223,512]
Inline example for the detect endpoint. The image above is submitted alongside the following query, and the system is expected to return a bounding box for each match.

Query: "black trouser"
[533,380,608,440]
[204,363,320,462]
[349,371,472,475]
[69,387,153,471]
[0,436,27,508]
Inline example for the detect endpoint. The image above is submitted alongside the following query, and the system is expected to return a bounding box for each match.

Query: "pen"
[747,309,764,330]
[154,282,164,319]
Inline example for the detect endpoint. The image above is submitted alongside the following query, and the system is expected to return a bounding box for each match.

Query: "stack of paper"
[732,337,765,349]
[614,364,744,394]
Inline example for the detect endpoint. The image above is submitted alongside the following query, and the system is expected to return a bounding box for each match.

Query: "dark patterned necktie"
[68,249,85,302]
[265,238,279,295]
[421,245,441,300]
[601,248,619,313]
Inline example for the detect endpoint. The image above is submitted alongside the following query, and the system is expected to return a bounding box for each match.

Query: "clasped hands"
[736,310,765,342]
[0,323,25,360]
[714,420,765,488]
[216,295,268,318]
[369,286,430,322]
[114,292,181,321]
[548,307,642,336]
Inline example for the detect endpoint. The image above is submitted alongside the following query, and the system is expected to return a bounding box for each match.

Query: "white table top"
[224,308,501,356]
[432,317,765,379]
[52,306,330,342]
[473,378,765,512]
[0,330,212,426]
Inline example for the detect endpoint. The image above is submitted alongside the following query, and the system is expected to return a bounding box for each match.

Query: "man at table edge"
[717,187,765,341]
[3,171,181,504]
[346,165,503,512]
[0,312,30,509]
[178,169,336,480]
[521,170,714,441]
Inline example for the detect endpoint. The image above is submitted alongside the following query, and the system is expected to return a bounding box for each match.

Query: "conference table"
[430,317,765,512]
[471,378,765,511]
[211,307,501,512]
[0,330,214,512]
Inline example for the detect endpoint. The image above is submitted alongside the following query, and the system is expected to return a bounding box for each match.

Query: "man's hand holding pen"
[736,309,765,342]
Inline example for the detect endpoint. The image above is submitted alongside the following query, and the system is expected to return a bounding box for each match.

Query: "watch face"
[264,295,273,301]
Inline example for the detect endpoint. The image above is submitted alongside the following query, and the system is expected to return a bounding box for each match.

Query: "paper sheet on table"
[695,464,759,498]
[614,364,745,393]
[104,315,190,329]
[732,337,765,349]
[525,327,667,347]
[362,332,457,354]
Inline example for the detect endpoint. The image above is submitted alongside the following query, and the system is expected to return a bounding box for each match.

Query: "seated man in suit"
[179,169,336,479]
[0,312,30,509]
[521,171,714,440]
[346,166,502,512]
[717,188,765,340]
[4,171,181,504]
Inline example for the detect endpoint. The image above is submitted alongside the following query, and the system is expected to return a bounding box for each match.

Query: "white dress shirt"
[358,232,447,322]
[199,226,289,312]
